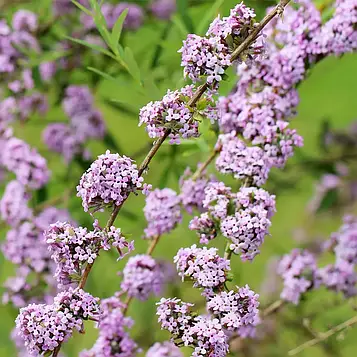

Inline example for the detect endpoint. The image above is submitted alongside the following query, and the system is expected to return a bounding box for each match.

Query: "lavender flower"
[216,132,270,186]
[149,0,176,20]
[179,34,231,85]
[277,249,318,304]
[221,187,276,261]
[46,221,133,287]
[77,150,146,212]
[139,85,216,144]
[16,303,80,354]
[12,10,38,32]
[156,297,194,335]
[189,213,218,244]
[80,296,139,357]
[2,137,50,189]
[174,245,230,289]
[317,262,357,298]
[16,289,100,355]
[42,123,83,163]
[146,341,183,357]
[54,287,102,321]
[0,180,32,227]
[179,167,216,214]
[144,188,182,238]
[121,255,165,300]
[207,285,260,337]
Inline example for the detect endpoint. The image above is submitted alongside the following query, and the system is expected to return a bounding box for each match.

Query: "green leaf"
[87,66,117,81]
[103,98,140,116]
[142,77,161,101]
[123,47,141,83]
[177,0,194,33]
[66,36,115,59]
[111,8,128,55]
[196,0,224,35]
[89,0,112,47]
[71,0,92,16]
[317,189,339,213]
[36,187,48,205]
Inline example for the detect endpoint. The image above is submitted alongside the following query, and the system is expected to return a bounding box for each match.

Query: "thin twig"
[288,315,357,356]
[192,147,221,181]
[262,299,285,317]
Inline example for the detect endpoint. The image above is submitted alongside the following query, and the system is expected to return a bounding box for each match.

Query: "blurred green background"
[1,0,357,356]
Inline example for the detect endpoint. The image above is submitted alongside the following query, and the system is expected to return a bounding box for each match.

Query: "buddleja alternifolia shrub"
[0,0,356,356]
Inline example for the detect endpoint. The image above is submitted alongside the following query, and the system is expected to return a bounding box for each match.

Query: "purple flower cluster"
[0,180,32,227]
[0,11,48,123]
[80,296,139,357]
[77,150,148,212]
[43,86,106,163]
[156,298,232,357]
[179,2,264,88]
[2,137,50,189]
[216,132,270,186]
[316,216,357,297]
[146,341,183,357]
[179,167,216,214]
[313,0,357,56]
[46,221,134,287]
[139,85,216,144]
[144,188,182,238]
[1,207,75,307]
[206,285,260,337]
[121,255,165,300]
[149,0,176,20]
[277,249,317,304]
[190,183,275,261]
[221,187,276,261]
[174,245,230,290]
[16,288,101,355]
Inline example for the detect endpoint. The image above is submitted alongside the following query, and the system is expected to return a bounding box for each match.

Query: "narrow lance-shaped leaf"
[71,0,92,16]
[111,8,128,56]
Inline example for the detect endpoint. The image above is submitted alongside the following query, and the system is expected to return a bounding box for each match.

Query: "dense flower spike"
[216,132,271,186]
[44,86,106,162]
[314,0,357,55]
[179,2,265,88]
[207,285,260,337]
[139,85,216,144]
[16,303,81,355]
[54,288,102,321]
[121,255,165,300]
[16,289,100,355]
[174,245,230,289]
[189,213,218,244]
[277,249,317,304]
[0,180,32,227]
[46,221,133,287]
[144,188,182,238]
[317,263,357,298]
[179,167,216,214]
[2,137,50,189]
[156,297,194,335]
[80,296,139,357]
[77,150,146,212]
[221,187,276,261]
